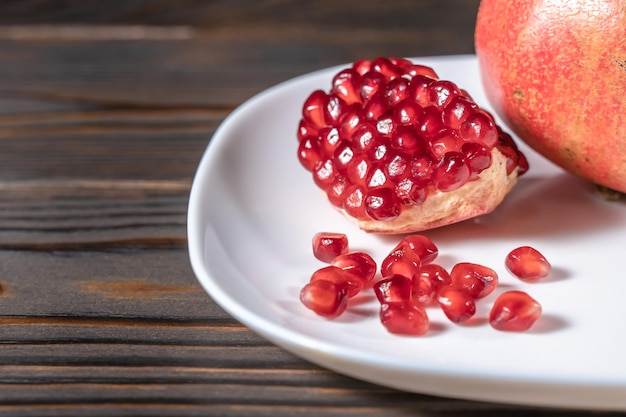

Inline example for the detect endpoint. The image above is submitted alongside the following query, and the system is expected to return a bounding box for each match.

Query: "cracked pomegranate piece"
[297,57,526,234]
[300,280,349,318]
[450,262,498,299]
[379,301,430,336]
[312,232,348,263]
[505,246,551,282]
[309,266,363,298]
[436,286,476,323]
[330,251,377,284]
[489,291,542,331]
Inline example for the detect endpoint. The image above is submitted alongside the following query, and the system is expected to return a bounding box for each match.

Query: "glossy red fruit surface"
[331,251,377,284]
[450,262,498,299]
[475,0,626,194]
[436,286,476,323]
[312,232,349,263]
[309,266,363,298]
[489,291,542,331]
[300,280,349,318]
[297,57,527,233]
[373,274,412,304]
[379,301,429,336]
[505,246,551,282]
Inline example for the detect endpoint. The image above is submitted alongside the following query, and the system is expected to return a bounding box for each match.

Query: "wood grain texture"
[0,1,616,415]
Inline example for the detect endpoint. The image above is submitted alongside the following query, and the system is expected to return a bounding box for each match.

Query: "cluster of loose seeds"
[300,232,549,334]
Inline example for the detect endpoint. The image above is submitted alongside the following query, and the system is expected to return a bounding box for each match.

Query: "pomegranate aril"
[408,75,435,108]
[433,152,470,192]
[297,136,322,172]
[366,166,393,189]
[376,110,396,136]
[505,246,551,281]
[418,106,444,136]
[450,262,498,299]
[302,90,328,129]
[310,266,363,298]
[333,141,354,173]
[298,119,319,142]
[393,100,422,127]
[489,291,542,331]
[338,106,365,139]
[359,71,386,101]
[429,127,462,157]
[371,57,403,80]
[364,187,400,221]
[364,93,389,120]
[460,110,498,148]
[409,150,436,183]
[343,185,368,220]
[312,232,349,263]
[319,127,341,156]
[385,152,409,181]
[385,77,410,105]
[331,251,377,284]
[332,69,362,105]
[390,127,425,156]
[300,280,348,318]
[407,64,438,79]
[351,122,379,153]
[381,246,422,279]
[395,177,427,205]
[312,158,337,190]
[326,175,350,208]
[346,154,373,187]
[379,301,429,336]
[412,274,435,304]
[373,274,413,304]
[429,80,461,108]
[437,286,476,323]
[402,235,438,264]
[418,263,451,290]
[352,59,372,75]
[324,94,349,127]
[462,142,492,179]
[443,95,478,129]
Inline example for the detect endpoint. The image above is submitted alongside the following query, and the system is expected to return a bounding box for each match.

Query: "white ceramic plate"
[187,55,626,410]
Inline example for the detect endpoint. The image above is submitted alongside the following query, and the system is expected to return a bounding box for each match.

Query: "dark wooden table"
[0,1,621,415]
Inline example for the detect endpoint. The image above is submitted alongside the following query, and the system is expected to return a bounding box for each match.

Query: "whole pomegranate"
[475,0,626,194]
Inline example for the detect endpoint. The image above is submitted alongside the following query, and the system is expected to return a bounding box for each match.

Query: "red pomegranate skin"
[475,0,626,193]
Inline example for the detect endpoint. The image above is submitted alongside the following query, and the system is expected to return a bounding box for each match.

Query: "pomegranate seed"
[489,291,542,331]
[380,246,422,279]
[338,106,365,139]
[429,80,461,108]
[436,286,476,323]
[373,274,413,304]
[352,59,371,75]
[418,263,451,290]
[302,90,328,129]
[409,150,436,183]
[393,100,422,126]
[407,64,438,79]
[364,93,389,120]
[319,127,341,156]
[411,274,435,304]
[433,152,470,192]
[343,185,367,219]
[460,110,498,148]
[360,71,386,101]
[298,119,319,142]
[379,301,429,336]
[351,122,379,153]
[505,246,551,281]
[402,235,438,264]
[408,75,435,107]
[333,141,355,173]
[418,106,444,136]
[394,177,427,205]
[371,57,403,80]
[429,127,462,157]
[300,280,349,318]
[443,95,478,129]
[312,232,348,263]
[385,77,410,105]
[364,188,400,221]
[331,251,377,284]
[462,142,492,179]
[312,158,337,190]
[310,265,363,298]
[385,152,409,181]
[297,136,322,171]
[326,175,350,207]
[331,69,362,105]
[450,262,498,299]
